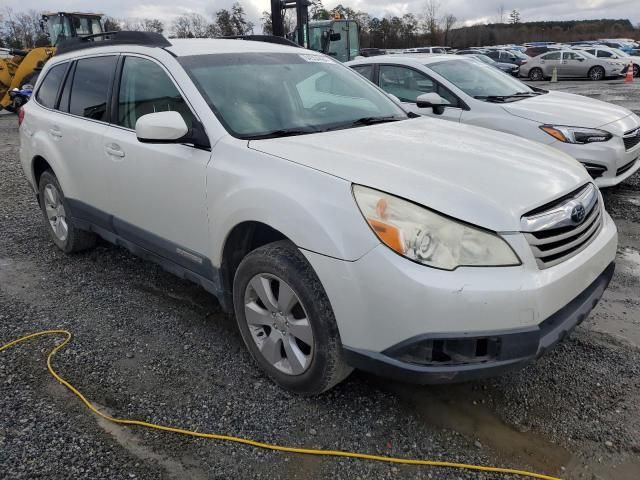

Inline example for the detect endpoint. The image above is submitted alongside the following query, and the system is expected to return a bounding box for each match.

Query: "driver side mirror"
[136,111,210,150]
[416,92,450,115]
[577,57,585,61]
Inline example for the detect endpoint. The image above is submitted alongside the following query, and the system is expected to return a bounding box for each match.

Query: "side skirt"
[66,199,229,311]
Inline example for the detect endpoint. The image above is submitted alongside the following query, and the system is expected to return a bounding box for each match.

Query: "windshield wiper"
[322,116,405,132]
[245,127,318,140]
[474,92,542,102]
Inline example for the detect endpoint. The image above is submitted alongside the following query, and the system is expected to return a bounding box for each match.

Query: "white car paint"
[347,55,640,187]
[20,39,617,386]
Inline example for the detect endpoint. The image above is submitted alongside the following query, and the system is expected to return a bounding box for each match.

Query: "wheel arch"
[219,221,289,311]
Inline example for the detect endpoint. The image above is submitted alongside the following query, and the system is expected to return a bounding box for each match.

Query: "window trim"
[33,61,70,111]
[110,53,201,134]
[374,63,469,111]
[33,54,119,127]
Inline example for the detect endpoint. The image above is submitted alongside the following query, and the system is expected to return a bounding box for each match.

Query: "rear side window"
[117,56,195,130]
[542,52,561,60]
[35,63,67,109]
[69,56,117,121]
[351,64,374,81]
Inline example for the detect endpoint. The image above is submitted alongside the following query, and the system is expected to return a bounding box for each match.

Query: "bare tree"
[421,0,441,45]
[442,13,457,46]
[171,13,211,38]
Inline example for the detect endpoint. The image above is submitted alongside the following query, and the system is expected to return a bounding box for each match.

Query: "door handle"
[105,144,125,158]
[49,127,62,138]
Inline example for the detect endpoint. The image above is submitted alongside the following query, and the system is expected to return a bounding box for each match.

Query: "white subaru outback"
[19,33,617,394]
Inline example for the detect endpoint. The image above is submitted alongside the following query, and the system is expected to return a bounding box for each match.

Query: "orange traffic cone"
[625,61,634,83]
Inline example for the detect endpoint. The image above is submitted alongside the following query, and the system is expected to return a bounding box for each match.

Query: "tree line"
[1,2,637,51]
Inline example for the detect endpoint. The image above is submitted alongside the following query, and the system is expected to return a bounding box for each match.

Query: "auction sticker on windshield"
[299,54,335,64]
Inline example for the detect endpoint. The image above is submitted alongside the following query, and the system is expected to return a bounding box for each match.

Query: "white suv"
[19,33,617,394]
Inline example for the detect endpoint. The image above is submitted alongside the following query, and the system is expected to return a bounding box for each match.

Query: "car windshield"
[428,59,537,100]
[609,48,629,58]
[178,52,407,139]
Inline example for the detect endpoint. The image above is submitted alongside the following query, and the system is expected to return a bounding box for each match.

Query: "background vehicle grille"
[623,127,640,151]
[522,184,602,269]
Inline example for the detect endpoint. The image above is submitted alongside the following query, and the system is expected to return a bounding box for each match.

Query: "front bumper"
[550,138,640,188]
[343,262,614,384]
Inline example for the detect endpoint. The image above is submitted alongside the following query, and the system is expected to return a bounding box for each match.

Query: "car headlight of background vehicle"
[540,125,613,144]
[352,185,521,270]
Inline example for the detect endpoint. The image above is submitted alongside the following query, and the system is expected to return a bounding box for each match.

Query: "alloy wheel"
[43,184,68,242]
[589,67,604,80]
[243,274,314,375]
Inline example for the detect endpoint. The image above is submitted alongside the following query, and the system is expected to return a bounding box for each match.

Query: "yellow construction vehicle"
[0,12,103,112]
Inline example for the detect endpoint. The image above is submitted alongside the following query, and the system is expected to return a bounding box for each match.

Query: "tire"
[588,66,605,81]
[38,170,97,253]
[233,240,352,395]
[634,64,639,78]
[529,68,544,81]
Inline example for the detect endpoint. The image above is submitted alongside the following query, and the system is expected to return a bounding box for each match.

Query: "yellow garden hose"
[1,330,562,480]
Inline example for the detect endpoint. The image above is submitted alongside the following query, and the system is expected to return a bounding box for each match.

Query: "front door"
[102,54,212,273]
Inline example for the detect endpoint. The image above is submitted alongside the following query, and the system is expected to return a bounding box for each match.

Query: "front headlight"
[352,185,521,270]
[540,125,613,144]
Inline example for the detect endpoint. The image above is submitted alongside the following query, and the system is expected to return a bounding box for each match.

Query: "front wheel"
[529,68,544,81]
[588,66,605,81]
[233,240,351,395]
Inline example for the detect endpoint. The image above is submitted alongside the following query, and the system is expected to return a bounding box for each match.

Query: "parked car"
[456,48,489,55]
[359,48,386,57]
[404,46,448,54]
[574,45,640,77]
[347,55,640,187]
[22,35,618,394]
[524,45,560,57]
[465,53,520,76]
[485,49,528,66]
[520,50,625,81]
[598,40,636,54]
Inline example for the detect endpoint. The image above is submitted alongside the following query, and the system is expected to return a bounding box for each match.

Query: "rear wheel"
[588,66,605,81]
[529,68,544,81]
[38,171,97,253]
[233,240,351,395]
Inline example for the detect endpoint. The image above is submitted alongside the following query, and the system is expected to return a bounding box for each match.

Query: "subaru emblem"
[571,204,586,224]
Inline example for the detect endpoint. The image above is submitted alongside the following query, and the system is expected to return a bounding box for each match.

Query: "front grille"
[522,184,602,269]
[617,158,637,177]
[623,127,640,151]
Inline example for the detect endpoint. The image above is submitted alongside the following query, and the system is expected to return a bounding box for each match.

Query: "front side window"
[69,56,117,121]
[563,52,583,61]
[35,63,67,109]
[596,50,613,58]
[117,56,195,130]
[379,65,436,102]
[351,64,374,81]
[179,53,406,139]
[46,16,72,45]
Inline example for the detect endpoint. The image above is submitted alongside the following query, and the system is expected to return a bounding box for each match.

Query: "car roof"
[51,37,312,62]
[348,54,466,67]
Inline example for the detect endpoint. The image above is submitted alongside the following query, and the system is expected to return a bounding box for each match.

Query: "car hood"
[249,118,589,232]
[502,90,633,130]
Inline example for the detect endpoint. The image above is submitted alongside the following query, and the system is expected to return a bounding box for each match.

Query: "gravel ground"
[1,78,640,480]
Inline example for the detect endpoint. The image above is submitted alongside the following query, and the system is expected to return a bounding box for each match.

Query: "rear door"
[377,64,463,121]
[44,55,119,222]
[102,54,212,269]
[538,51,561,76]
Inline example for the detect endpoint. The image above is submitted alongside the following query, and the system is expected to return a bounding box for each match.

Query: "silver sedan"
[520,50,625,81]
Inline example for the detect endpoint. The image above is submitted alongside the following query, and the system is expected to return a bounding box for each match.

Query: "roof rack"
[56,31,171,55]
[220,35,303,48]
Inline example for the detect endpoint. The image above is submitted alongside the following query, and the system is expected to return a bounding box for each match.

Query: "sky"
[4,0,639,32]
